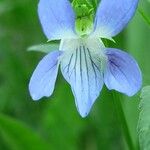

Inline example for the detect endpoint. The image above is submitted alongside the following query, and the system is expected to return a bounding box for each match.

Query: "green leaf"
[27,43,59,53]
[0,114,50,150]
[0,0,31,15]
[137,86,150,150]
[138,8,150,27]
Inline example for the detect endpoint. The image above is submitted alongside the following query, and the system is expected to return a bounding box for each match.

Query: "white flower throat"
[59,38,107,81]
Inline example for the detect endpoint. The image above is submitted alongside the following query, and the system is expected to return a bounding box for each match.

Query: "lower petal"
[104,48,142,96]
[60,38,105,117]
[29,51,62,100]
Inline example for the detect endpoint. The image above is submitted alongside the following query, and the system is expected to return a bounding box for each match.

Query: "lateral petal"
[104,48,142,96]
[29,51,62,100]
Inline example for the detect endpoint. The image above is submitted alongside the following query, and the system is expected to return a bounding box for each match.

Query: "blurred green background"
[0,0,150,149]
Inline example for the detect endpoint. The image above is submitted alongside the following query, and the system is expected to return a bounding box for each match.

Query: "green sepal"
[27,42,59,53]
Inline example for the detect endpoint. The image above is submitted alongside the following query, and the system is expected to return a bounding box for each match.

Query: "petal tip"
[29,83,52,101]
[29,85,41,101]
[79,111,89,118]
[76,103,92,118]
[30,93,41,101]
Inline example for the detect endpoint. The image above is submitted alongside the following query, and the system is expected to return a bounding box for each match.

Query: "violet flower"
[29,0,142,117]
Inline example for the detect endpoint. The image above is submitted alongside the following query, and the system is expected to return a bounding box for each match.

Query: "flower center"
[59,38,107,72]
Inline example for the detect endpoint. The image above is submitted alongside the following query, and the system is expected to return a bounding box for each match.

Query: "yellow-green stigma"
[75,16,93,37]
[73,3,94,37]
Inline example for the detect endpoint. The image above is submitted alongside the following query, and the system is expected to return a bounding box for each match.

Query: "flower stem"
[112,91,135,150]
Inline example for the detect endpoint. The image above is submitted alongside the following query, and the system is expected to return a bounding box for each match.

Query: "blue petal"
[60,39,104,117]
[93,0,138,38]
[104,48,142,96]
[38,0,77,40]
[29,51,62,100]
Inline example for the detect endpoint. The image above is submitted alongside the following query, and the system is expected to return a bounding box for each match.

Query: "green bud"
[72,2,94,37]
[74,4,89,17]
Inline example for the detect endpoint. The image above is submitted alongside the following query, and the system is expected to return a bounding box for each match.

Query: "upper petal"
[29,51,62,100]
[104,48,142,96]
[38,0,77,40]
[60,38,105,117]
[92,0,138,38]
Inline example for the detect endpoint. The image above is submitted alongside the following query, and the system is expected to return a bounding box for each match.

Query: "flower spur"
[29,0,142,117]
